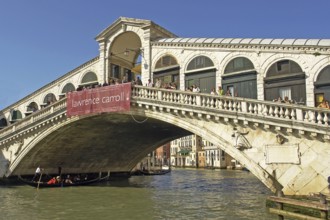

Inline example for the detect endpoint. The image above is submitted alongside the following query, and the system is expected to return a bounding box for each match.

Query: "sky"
[0,0,329,110]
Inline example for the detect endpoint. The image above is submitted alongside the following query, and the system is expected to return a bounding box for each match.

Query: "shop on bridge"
[153,55,180,88]
[314,65,330,107]
[0,118,8,129]
[264,59,306,105]
[221,57,257,99]
[184,56,216,93]
[10,109,22,123]
[25,102,39,116]
[60,83,76,99]
[77,71,99,90]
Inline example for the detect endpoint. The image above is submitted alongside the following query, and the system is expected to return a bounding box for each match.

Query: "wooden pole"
[37,172,43,190]
[276,190,284,220]
[319,194,328,219]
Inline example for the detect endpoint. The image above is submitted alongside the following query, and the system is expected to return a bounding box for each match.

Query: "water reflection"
[0,169,274,220]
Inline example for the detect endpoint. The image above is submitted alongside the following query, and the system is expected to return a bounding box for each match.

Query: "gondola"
[133,169,171,176]
[18,174,109,188]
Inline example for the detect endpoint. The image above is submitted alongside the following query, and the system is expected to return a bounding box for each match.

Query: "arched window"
[264,59,305,104]
[314,65,330,106]
[187,56,214,71]
[27,102,38,112]
[155,55,178,69]
[61,83,75,94]
[43,93,57,105]
[81,72,98,85]
[224,57,254,74]
[266,60,302,77]
[185,56,215,93]
[222,57,257,99]
[11,110,22,123]
[153,55,180,89]
[317,65,330,82]
[0,118,8,128]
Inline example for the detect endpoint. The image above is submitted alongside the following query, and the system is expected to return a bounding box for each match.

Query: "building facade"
[170,135,234,169]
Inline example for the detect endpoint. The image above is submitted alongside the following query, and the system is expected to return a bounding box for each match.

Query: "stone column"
[98,41,107,84]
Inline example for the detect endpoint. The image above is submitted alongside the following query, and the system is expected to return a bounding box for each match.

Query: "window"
[187,56,214,71]
[155,55,178,69]
[317,65,330,81]
[82,72,98,84]
[267,60,302,77]
[11,110,22,121]
[0,118,7,127]
[224,57,254,74]
[62,83,75,94]
[279,87,292,100]
[111,65,120,79]
[27,102,38,112]
[43,93,57,104]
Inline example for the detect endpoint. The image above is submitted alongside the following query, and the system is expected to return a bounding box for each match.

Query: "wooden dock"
[267,192,329,220]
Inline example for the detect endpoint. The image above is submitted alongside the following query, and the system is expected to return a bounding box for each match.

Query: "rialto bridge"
[0,17,330,196]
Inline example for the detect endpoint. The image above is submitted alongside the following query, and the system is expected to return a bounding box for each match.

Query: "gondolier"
[32,166,42,181]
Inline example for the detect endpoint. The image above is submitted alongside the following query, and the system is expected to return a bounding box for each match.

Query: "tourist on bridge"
[225,88,231,96]
[147,78,153,87]
[318,99,330,109]
[136,76,142,85]
[155,78,162,88]
[192,85,200,93]
[211,88,216,95]
[218,86,224,95]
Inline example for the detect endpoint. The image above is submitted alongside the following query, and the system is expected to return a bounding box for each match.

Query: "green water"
[0,169,274,220]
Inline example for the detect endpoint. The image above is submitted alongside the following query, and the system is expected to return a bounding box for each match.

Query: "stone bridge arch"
[8,109,191,177]
[128,105,281,193]
[8,104,280,194]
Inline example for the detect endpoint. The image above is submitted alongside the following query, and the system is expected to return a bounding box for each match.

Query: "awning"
[131,64,141,74]
[178,149,191,155]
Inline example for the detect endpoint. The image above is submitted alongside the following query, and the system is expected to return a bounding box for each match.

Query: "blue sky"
[0,0,329,110]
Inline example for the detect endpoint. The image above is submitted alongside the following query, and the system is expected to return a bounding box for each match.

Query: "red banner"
[66,83,131,117]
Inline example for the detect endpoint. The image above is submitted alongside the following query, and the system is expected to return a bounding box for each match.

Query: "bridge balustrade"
[0,99,67,140]
[1,86,329,142]
[132,86,330,133]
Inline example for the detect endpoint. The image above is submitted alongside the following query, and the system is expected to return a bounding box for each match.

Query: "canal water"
[0,168,274,220]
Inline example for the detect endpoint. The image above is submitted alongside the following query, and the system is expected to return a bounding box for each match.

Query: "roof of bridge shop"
[156,38,330,46]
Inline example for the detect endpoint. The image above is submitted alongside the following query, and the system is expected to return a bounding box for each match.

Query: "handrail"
[131,86,330,128]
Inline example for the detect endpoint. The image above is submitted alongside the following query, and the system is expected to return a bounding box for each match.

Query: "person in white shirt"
[155,78,162,88]
[32,166,41,181]
[147,79,153,87]
[192,85,200,93]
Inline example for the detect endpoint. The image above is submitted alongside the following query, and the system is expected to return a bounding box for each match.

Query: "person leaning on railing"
[318,99,330,109]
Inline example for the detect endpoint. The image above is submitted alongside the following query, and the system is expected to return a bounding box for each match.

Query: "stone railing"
[0,99,67,141]
[131,86,330,135]
[1,85,329,142]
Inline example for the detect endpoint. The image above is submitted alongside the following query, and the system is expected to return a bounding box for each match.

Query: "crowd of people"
[273,96,294,104]
[147,78,177,90]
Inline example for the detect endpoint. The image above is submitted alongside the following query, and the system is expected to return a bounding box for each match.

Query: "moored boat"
[133,168,171,176]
